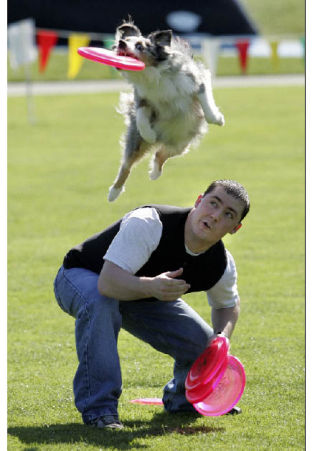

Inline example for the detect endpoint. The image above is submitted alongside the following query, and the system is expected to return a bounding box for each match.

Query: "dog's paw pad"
[108,186,124,202]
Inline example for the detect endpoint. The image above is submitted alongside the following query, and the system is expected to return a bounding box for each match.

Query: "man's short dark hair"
[203,180,250,221]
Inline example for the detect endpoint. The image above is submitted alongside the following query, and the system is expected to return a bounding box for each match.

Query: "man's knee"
[88,295,122,328]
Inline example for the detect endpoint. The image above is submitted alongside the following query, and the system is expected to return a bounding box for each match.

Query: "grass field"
[242,0,305,34]
[7,83,305,449]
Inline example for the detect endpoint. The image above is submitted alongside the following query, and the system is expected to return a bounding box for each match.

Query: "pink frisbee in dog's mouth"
[77,47,145,71]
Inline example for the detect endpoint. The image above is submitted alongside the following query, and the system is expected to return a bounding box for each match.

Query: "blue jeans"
[53,266,213,423]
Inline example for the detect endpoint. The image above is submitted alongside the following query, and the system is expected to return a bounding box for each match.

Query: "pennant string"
[8,25,305,78]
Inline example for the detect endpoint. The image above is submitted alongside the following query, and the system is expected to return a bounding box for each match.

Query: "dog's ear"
[148,30,172,47]
[116,21,141,41]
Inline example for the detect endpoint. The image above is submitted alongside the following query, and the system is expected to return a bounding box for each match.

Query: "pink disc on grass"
[130,398,163,405]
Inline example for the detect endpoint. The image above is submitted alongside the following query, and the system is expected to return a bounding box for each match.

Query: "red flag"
[37,30,58,73]
[235,39,250,74]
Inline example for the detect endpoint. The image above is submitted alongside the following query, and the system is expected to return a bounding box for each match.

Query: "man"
[54,179,250,429]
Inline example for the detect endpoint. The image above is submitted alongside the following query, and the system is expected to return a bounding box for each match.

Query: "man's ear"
[195,194,203,207]
[230,223,242,234]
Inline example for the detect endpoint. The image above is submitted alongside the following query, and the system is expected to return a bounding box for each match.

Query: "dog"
[108,19,225,202]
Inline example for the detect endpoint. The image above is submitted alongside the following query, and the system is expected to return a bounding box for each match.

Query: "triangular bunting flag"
[67,34,90,79]
[235,39,250,74]
[37,30,58,73]
[270,40,280,71]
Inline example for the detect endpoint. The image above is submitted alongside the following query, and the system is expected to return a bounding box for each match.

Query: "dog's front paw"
[209,111,225,126]
[206,111,225,126]
[215,112,225,126]
[108,185,124,202]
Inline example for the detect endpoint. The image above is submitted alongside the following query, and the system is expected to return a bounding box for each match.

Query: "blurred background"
[7,0,305,82]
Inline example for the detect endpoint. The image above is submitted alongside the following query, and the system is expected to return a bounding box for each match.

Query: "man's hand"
[98,261,190,301]
[147,268,190,301]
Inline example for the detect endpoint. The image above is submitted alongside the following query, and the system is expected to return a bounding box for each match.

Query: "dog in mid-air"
[108,19,225,202]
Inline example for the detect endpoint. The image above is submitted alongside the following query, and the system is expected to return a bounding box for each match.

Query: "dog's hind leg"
[149,144,189,180]
[108,130,149,201]
[149,147,170,180]
[108,162,131,202]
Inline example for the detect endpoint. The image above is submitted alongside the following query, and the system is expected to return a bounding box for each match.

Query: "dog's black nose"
[118,40,127,49]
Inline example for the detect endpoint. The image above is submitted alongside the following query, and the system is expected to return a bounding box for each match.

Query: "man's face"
[186,186,244,251]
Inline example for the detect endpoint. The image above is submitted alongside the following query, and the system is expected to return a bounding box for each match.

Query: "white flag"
[202,38,220,78]
[8,18,37,69]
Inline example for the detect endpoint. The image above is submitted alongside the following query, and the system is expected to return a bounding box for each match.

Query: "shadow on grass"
[8,411,226,449]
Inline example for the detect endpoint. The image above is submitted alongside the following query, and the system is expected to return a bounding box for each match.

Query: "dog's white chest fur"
[125,65,199,113]
[122,65,207,147]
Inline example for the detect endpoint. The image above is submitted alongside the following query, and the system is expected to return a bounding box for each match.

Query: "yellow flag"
[270,41,279,71]
[68,34,90,79]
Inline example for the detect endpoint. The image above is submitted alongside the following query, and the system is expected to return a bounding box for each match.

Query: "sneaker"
[87,415,124,429]
[225,406,242,415]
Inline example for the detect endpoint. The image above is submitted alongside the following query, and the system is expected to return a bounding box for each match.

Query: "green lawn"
[7,85,305,449]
